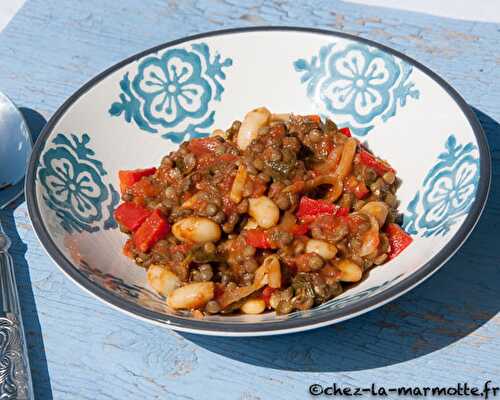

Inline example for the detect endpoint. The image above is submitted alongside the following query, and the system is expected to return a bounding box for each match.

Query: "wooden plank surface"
[0,1,498,398]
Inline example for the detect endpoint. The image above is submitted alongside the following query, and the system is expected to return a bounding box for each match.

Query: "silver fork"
[0,91,35,399]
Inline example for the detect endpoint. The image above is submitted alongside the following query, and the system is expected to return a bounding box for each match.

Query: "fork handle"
[0,232,34,400]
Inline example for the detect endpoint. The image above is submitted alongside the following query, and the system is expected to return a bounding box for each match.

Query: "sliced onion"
[325,180,344,202]
[271,113,291,122]
[313,145,343,174]
[334,137,357,179]
[218,255,281,309]
[229,164,247,204]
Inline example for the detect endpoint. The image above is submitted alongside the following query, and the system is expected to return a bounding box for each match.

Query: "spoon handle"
[0,227,34,400]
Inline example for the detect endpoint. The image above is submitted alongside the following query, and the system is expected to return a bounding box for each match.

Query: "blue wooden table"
[0,1,499,398]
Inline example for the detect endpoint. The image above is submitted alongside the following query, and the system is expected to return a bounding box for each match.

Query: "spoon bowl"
[0,92,32,208]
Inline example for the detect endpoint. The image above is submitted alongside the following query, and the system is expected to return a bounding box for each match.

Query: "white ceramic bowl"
[26,27,490,336]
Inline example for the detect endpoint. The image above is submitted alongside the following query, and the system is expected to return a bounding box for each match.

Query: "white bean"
[229,164,247,204]
[147,264,180,296]
[248,196,280,229]
[241,298,266,314]
[306,239,338,260]
[337,259,363,282]
[236,107,271,150]
[360,201,389,226]
[166,282,214,310]
[172,216,221,243]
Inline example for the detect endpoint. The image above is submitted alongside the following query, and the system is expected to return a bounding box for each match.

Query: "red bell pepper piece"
[291,224,309,236]
[262,286,276,307]
[354,181,370,200]
[186,137,219,156]
[359,150,394,176]
[133,209,170,253]
[299,215,317,224]
[386,223,413,259]
[245,229,272,249]
[297,196,348,222]
[336,207,349,217]
[118,168,156,194]
[339,127,352,137]
[114,202,152,232]
[345,176,370,200]
[297,196,336,218]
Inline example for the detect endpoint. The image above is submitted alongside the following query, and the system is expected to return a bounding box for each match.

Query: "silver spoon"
[0,91,34,399]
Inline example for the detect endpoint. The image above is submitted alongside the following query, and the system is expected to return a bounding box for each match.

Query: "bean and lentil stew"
[114,108,412,316]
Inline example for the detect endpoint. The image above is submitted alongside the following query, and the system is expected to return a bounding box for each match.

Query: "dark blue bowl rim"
[25,26,491,335]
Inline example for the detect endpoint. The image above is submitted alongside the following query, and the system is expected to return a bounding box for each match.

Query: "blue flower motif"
[294,43,419,136]
[38,133,119,233]
[109,43,232,143]
[322,45,398,124]
[404,135,480,237]
[133,49,211,129]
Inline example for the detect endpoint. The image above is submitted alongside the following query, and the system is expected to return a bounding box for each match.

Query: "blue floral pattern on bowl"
[38,133,119,233]
[109,42,232,143]
[404,135,480,237]
[294,43,419,136]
